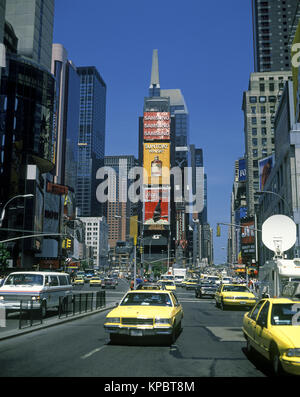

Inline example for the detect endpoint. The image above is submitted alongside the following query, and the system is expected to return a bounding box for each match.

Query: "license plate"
[240,301,246,304]
[131,329,143,336]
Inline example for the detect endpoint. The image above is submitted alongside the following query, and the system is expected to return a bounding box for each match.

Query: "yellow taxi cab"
[89,276,102,287]
[73,276,84,285]
[184,278,198,290]
[215,283,256,310]
[242,297,300,376]
[159,280,176,291]
[136,283,163,290]
[104,289,183,345]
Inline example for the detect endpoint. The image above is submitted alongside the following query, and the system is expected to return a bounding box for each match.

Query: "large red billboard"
[143,187,170,225]
[143,112,170,141]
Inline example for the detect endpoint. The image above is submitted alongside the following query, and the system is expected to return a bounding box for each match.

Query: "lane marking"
[81,346,106,359]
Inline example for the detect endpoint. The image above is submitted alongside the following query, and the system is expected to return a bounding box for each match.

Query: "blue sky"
[53,0,254,264]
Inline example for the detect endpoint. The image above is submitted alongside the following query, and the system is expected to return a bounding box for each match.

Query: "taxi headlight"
[155,318,172,325]
[0,296,4,300]
[106,317,120,323]
[286,349,300,357]
[31,296,40,301]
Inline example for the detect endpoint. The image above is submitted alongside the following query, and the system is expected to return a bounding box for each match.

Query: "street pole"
[133,235,137,290]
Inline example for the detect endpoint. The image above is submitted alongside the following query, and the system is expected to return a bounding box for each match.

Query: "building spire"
[149,49,160,96]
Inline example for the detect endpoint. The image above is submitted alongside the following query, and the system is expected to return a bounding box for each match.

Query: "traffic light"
[62,239,66,249]
[216,224,221,237]
[66,239,72,249]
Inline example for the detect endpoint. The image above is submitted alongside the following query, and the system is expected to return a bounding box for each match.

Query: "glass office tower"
[76,66,106,217]
[5,0,55,72]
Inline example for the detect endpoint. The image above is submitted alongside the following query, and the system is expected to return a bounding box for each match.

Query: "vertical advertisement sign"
[238,158,247,182]
[143,112,170,141]
[143,143,170,185]
[143,187,170,226]
[259,154,274,191]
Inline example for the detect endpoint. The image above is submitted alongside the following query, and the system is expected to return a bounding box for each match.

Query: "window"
[249,301,265,321]
[249,96,257,103]
[253,149,258,157]
[259,96,267,103]
[252,128,257,135]
[252,138,258,146]
[269,96,276,103]
[262,127,267,135]
[257,301,270,325]
[252,117,257,124]
[251,107,256,114]
[260,106,266,113]
[262,138,267,146]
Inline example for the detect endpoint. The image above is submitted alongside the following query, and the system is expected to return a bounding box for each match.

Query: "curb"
[0,304,115,341]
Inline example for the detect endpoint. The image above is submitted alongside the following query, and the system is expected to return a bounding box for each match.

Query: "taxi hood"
[273,326,300,348]
[107,305,174,317]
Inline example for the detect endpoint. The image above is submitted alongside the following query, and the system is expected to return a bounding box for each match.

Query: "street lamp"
[255,191,293,218]
[0,194,34,227]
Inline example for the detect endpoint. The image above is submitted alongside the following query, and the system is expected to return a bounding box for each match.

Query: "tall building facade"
[104,155,138,248]
[0,0,56,268]
[252,0,300,73]
[242,70,292,216]
[76,66,106,217]
[0,0,6,84]
[51,43,80,189]
[78,216,109,269]
[5,0,55,72]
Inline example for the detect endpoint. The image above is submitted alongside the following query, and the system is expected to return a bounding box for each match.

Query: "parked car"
[243,297,300,376]
[104,289,183,344]
[195,282,218,298]
[215,284,256,310]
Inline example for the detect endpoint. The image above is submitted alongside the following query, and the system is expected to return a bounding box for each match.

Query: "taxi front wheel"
[220,299,226,310]
[270,344,283,376]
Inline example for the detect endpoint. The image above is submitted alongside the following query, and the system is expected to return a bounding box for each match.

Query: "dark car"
[195,282,218,298]
[101,278,116,289]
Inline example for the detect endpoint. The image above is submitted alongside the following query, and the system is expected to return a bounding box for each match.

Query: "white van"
[0,271,73,317]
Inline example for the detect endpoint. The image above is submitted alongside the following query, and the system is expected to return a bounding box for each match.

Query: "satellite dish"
[262,215,296,255]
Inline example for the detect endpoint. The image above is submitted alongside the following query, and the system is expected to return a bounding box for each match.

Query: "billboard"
[143,187,170,226]
[238,159,247,182]
[143,143,170,185]
[259,154,274,191]
[143,112,170,141]
[240,219,255,262]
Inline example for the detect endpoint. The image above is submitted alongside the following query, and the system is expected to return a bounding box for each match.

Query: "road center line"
[81,346,106,359]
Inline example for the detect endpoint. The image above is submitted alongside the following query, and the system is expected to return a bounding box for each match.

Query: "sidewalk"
[0,303,115,341]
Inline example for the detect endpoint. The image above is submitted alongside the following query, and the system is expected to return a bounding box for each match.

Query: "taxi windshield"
[271,304,300,326]
[223,285,249,292]
[120,293,173,307]
[4,273,43,286]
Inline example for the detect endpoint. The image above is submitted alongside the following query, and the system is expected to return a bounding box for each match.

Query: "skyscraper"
[76,66,106,217]
[5,0,55,72]
[242,70,292,216]
[51,43,80,190]
[252,0,300,72]
[104,155,138,248]
[0,0,56,268]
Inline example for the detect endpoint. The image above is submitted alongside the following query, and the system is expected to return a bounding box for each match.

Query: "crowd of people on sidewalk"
[248,278,259,293]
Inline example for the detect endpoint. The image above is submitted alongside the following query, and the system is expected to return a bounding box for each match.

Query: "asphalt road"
[0,280,274,378]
